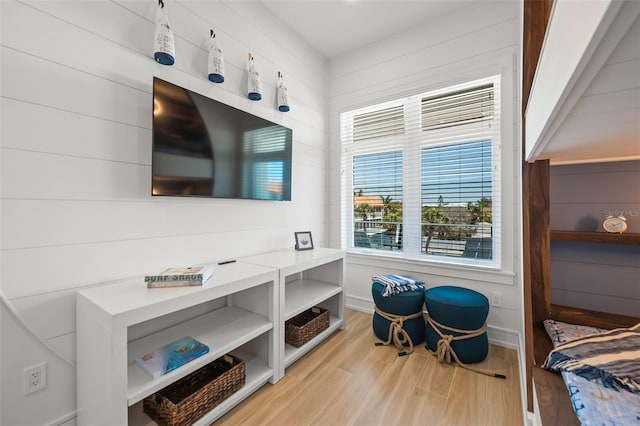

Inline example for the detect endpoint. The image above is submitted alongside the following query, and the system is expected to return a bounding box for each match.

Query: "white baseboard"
[47,410,76,426]
[345,294,374,313]
[487,324,520,349]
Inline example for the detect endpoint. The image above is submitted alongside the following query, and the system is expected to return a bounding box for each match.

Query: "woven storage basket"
[285,307,330,347]
[143,354,245,426]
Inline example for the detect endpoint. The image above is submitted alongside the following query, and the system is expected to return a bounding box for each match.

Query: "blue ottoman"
[424,286,489,364]
[372,281,425,355]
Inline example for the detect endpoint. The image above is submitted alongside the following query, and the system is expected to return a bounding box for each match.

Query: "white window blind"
[353,105,405,141]
[421,140,494,259]
[352,151,403,250]
[421,84,494,131]
[340,76,501,267]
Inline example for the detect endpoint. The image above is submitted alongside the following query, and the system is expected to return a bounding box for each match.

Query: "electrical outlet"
[490,291,503,308]
[24,362,47,395]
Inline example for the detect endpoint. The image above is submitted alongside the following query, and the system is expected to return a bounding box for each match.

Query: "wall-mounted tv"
[152,77,292,201]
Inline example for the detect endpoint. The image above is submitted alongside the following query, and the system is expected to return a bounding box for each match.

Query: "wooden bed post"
[522,166,536,412]
[523,0,554,412]
[523,160,551,410]
[525,160,551,326]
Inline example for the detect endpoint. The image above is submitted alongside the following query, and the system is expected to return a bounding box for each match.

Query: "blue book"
[136,336,209,379]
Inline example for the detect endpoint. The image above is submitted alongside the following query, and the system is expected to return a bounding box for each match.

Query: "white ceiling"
[260,0,475,58]
[263,1,639,166]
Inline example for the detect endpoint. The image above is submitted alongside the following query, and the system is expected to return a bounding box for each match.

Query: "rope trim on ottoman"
[426,314,506,379]
[374,307,423,356]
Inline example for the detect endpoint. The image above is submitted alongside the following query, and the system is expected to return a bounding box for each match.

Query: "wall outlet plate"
[24,362,47,395]
[490,291,503,308]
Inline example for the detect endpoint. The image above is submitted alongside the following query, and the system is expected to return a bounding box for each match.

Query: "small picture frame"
[294,231,314,251]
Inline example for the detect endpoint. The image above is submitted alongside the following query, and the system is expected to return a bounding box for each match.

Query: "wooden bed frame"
[531,304,639,425]
[523,156,640,424]
[522,2,640,423]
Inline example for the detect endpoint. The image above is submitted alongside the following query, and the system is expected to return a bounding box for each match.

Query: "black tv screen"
[152,77,292,201]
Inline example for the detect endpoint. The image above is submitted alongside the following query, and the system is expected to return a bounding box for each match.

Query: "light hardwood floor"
[216,309,523,426]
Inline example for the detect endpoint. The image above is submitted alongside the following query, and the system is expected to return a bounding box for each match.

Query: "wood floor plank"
[349,353,411,425]
[377,353,430,425]
[416,354,456,398]
[215,309,523,426]
[484,346,523,426]
[395,387,447,426]
[263,366,353,426]
[216,374,306,425]
[308,357,387,426]
[442,366,489,425]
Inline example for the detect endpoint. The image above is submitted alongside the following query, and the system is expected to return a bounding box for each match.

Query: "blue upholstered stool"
[424,286,489,364]
[372,281,425,355]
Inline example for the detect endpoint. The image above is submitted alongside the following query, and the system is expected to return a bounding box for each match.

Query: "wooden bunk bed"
[523,0,640,424]
[532,306,639,425]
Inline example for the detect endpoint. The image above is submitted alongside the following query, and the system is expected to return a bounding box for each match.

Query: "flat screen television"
[152,77,292,201]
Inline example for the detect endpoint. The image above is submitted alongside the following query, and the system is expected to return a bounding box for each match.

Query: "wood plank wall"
[550,161,640,317]
[328,2,522,350]
[0,1,328,424]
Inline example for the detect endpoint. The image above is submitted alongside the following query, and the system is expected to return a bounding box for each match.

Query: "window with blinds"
[421,141,493,259]
[340,76,501,267]
[352,151,403,251]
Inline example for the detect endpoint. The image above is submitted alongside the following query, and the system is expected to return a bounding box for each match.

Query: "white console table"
[240,247,345,379]
[76,248,344,425]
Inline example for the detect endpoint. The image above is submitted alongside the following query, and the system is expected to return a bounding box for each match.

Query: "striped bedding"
[544,320,640,425]
[543,322,640,394]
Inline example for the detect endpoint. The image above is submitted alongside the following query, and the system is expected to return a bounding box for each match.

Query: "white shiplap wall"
[327,1,522,344]
[0,1,328,424]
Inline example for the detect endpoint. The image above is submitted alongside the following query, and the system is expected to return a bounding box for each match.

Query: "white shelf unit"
[76,261,279,426]
[240,247,345,378]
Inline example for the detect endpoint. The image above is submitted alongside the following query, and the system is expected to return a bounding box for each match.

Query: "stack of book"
[145,263,214,288]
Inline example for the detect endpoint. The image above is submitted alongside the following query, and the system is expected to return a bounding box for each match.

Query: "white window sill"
[345,250,515,286]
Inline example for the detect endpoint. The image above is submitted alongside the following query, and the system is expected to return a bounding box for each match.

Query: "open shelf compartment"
[284,279,343,320]
[284,313,343,367]
[127,305,272,405]
[128,335,274,425]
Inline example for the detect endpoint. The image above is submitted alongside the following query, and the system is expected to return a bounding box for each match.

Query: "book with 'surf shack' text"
[135,336,209,379]
[145,263,214,288]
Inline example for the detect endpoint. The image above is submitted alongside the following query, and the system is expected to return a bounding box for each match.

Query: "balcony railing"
[353,220,492,259]
[354,220,402,250]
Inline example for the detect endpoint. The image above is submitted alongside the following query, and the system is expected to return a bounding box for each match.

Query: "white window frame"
[340,76,501,269]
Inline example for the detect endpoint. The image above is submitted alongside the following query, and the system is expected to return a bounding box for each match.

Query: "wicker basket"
[143,354,245,426]
[285,307,330,347]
